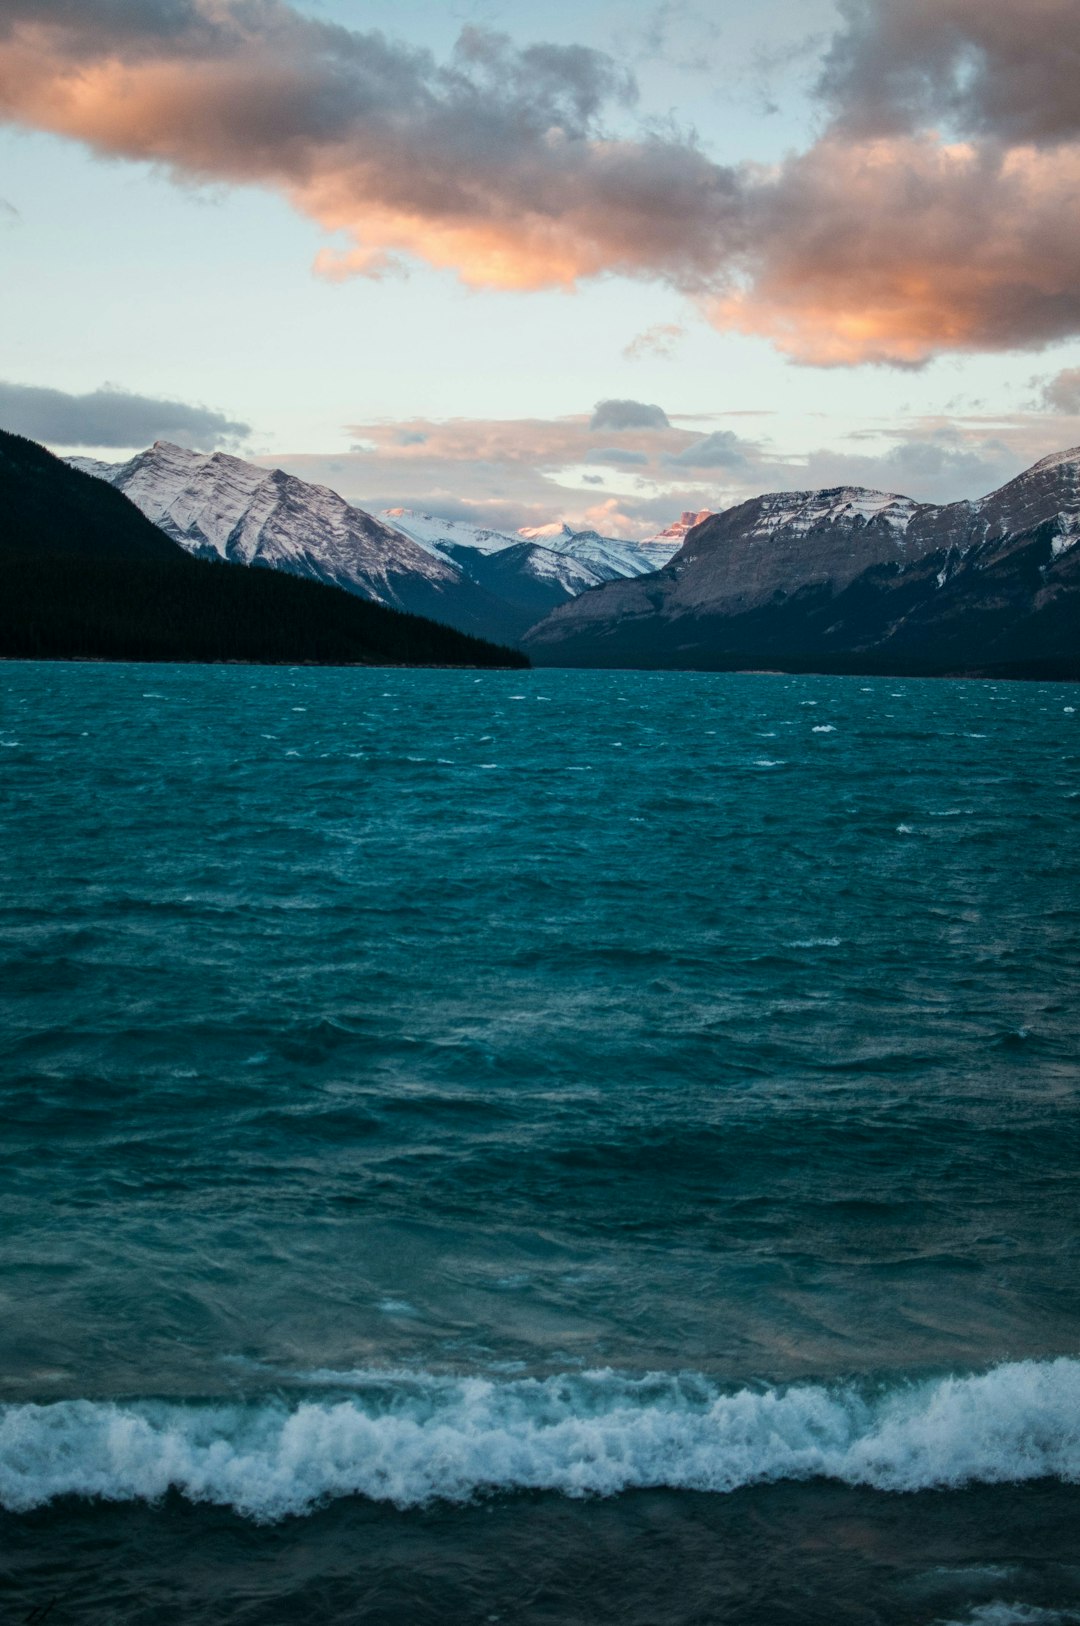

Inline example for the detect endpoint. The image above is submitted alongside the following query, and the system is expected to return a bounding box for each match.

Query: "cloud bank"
[0,379,249,448]
[1,0,1079,364]
[260,403,1060,538]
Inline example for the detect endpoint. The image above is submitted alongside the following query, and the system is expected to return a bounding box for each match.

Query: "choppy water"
[2,661,1079,1625]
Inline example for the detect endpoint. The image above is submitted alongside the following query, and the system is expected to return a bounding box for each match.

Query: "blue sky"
[2,0,1079,533]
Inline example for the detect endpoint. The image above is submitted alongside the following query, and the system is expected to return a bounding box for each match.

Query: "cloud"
[706,135,1080,366]
[589,446,649,465]
[0,3,737,293]
[622,323,685,360]
[663,429,748,468]
[818,0,1080,147]
[590,399,671,430]
[0,380,249,448]
[3,0,1080,366]
[1040,367,1080,414]
[276,408,763,535]
[263,398,1080,537]
[793,426,1027,504]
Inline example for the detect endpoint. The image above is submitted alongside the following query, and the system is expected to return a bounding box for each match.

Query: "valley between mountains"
[72,440,1080,679]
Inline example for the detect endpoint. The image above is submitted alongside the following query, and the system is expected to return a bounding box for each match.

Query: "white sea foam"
[939,1607,1080,1626]
[812,725,837,733]
[2,1358,1079,1523]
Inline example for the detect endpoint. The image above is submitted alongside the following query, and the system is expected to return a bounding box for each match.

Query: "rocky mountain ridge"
[524,449,1080,677]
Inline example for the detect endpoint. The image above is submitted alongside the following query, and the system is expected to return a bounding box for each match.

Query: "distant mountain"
[515,521,682,578]
[436,539,606,640]
[524,450,1080,679]
[380,506,683,637]
[644,509,715,546]
[380,508,611,637]
[2,430,526,668]
[386,509,682,580]
[382,509,523,559]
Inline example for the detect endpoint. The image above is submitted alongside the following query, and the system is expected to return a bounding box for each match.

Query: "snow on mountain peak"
[70,441,463,608]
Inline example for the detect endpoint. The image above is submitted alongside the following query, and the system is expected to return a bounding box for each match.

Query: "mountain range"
[72,444,681,645]
[67,438,1080,678]
[524,450,1080,679]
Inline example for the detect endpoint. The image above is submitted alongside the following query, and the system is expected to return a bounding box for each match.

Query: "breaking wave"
[3,1357,1080,1522]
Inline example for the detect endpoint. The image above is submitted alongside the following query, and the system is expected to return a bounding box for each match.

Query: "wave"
[2,1358,1079,1522]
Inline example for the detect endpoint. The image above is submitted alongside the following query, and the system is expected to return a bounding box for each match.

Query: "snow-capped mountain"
[68,442,481,621]
[70,445,680,645]
[385,508,681,580]
[516,521,681,577]
[379,512,613,637]
[525,449,1080,675]
[382,509,522,559]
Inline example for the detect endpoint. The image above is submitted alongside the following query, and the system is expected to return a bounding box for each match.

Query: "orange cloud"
[3,2,1080,366]
[0,7,738,293]
[707,138,1080,365]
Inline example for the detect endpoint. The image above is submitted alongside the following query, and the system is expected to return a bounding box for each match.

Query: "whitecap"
[3,1357,1080,1521]
[812,725,837,733]
[897,823,914,833]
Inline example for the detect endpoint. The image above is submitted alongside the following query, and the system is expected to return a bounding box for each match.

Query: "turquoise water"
[2,661,1079,1624]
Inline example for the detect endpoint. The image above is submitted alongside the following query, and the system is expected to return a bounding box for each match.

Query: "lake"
[2,660,1079,1624]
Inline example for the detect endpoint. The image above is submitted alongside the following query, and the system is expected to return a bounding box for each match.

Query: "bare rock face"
[523,449,1080,677]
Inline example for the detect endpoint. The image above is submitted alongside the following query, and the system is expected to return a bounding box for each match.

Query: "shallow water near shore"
[1,661,1078,1623]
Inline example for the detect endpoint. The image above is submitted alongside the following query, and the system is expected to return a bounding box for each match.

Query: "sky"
[2,0,1080,536]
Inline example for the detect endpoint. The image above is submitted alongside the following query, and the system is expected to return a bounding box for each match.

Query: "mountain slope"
[515,522,681,577]
[2,430,527,668]
[436,539,606,639]
[524,451,1080,678]
[387,509,682,579]
[2,431,183,563]
[71,442,515,640]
